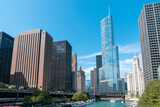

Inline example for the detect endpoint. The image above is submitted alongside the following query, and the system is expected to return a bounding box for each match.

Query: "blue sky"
[0,0,159,80]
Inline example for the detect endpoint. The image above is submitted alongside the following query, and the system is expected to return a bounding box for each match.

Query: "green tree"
[23,96,32,104]
[8,85,16,89]
[85,93,91,99]
[2,84,9,88]
[32,89,41,97]
[138,80,160,107]
[31,91,51,105]
[18,86,24,90]
[72,92,85,101]
[131,94,134,98]
[136,93,140,98]
[83,94,88,100]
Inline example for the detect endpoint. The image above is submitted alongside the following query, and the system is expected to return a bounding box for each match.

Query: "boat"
[121,101,124,103]
[110,99,116,102]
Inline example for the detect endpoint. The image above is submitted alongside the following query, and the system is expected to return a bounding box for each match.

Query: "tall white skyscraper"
[127,54,145,96]
[138,2,160,85]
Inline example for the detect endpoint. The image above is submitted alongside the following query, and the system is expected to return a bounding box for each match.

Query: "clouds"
[119,43,141,54]
[83,66,95,80]
[119,58,133,77]
[78,52,101,60]
[77,42,141,80]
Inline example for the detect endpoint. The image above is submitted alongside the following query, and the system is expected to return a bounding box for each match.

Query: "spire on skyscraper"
[108,6,110,16]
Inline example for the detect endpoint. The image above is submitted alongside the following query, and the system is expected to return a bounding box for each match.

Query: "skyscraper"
[77,66,86,93]
[99,10,124,95]
[72,53,77,92]
[90,68,97,95]
[127,54,145,96]
[52,40,72,92]
[86,80,91,94]
[10,29,53,90]
[138,2,160,85]
[0,32,14,84]
[96,55,102,93]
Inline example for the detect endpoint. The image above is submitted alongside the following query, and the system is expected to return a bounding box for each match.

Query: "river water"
[85,101,132,107]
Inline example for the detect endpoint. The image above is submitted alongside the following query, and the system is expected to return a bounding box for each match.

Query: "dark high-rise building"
[138,2,160,85]
[10,29,53,90]
[96,55,102,93]
[52,40,72,92]
[0,32,14,84]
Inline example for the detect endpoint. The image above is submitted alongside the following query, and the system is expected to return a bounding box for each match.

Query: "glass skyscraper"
[99,13,124,95]
[0,32,14,84]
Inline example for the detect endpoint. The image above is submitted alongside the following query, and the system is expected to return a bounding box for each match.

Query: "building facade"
[96,55,102,93]
[127,54,145,96]
[124,72,128,93]
[10,29,53,90]
[99,12,124,95]
[86,80,91,94]
[77,66,86,93]
[138,2,160,85]
[0,32,14,84]
[90,68,98,95]
[72,53,77,92]
[51,40,72,92]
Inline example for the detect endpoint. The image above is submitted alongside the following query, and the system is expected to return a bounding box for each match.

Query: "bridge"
[0,88,73,103]
[96,95,125,100]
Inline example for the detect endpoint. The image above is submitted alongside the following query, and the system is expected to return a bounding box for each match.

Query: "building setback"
[138,2,160,85]
[10,29,53,90]
[72,53,77,92]
[51,40,72,92]
[77,66,86,93]
[0,32,14,84]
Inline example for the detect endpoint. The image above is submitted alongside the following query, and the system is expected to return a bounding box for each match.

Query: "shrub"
[18,86,24,90]
[8,85,16,89]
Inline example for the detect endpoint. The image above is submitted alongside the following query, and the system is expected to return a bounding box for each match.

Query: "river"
[85,101,132,107]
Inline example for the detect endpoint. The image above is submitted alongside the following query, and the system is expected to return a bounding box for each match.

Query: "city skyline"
[0,0,159,80]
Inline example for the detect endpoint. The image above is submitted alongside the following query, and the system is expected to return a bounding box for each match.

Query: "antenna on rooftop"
[108,6,110,16]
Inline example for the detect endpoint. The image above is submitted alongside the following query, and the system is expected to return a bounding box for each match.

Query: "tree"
[2,84,9,88]
[8,85,16,89]
[85,93,91,99]
[23,96,32,104]
[131,94,134,98]
[23,89,52,105]
[83,94,88,100]
[31,90,52,105]
[138,80,160,107]
[18,86,24,90]
[136,93,140,98]
[32,89,41,97]
[72,92,85,101]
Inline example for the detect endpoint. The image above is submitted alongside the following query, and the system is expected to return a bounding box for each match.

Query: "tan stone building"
[10,29,53,91]
[77,66,86,93]
[72,53,77,92]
